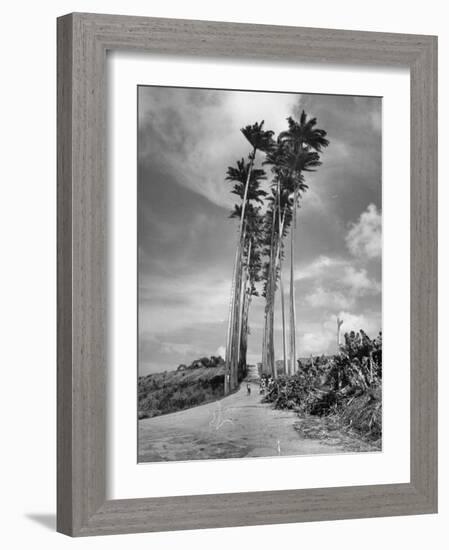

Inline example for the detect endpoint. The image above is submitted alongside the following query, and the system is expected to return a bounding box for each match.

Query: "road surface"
[139,365,348,462]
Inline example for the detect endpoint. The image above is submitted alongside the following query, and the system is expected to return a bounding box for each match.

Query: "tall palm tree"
[230,204,264,381]
[224,114,328,390]
[226,160,266,380]
[259,181,292,377]
[224,123,273,393]
[279,112,330,154]
[278,112,329,374]
[225,166,265,392]
[238,121,275,230]
[261,143,311,377]
[277,184,288,375]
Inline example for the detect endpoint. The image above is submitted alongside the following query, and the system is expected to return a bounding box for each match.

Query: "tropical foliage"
[262,330,382,440]
[224,121,275,393]
[224,112,329,392]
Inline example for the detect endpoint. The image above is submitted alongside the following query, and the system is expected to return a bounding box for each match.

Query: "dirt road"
[138,366,348,462]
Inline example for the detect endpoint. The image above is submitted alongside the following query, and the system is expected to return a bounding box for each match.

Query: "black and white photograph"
[137,85,382,462]
[1,0,442,544]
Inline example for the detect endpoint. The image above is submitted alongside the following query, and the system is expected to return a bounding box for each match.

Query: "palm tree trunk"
[224,244,239,394]
[269,190,280,380]
[261,314,265,372]
[240,291,252,376]
[231,255,242,389]
[224,148,257,393]
[237,238,251,380]
[268,264,274,379]
[280,270,287,375]
[233,150,256,387]
[263,292,270,375]
[269,278,276,379]
[238,149,256,237]
[263,202,277,376]
[275,187,287,376]
[289,188,298,374]
[239,292,247,372]
[262,312,268,374]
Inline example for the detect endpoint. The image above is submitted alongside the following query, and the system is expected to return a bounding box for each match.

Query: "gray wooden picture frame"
[57,12,438,537]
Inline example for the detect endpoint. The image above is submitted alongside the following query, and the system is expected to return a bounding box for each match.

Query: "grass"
[138,357,227,419]
[294,413,382,453]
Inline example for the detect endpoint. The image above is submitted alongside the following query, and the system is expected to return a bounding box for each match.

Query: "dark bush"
[263,330,382,440]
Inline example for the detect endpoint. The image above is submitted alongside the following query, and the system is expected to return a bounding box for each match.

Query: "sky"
[138,86,382,375]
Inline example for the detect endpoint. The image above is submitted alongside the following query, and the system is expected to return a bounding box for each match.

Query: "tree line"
[224,112,329,395]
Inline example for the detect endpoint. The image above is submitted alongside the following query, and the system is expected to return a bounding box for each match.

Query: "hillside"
[138,356,227,419]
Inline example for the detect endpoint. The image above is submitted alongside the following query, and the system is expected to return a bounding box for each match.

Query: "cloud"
[305,287,354,310]
[346,203,382,259]
[215,346,226,358]
[302,266,379,314]
[139,334,202,373]
[325,311,382,339]
[160,342,198,355]
[138,87,297,208]
[342,266,381,295]
[298,255,380,313]
[139,322,229,374]
[139,268,232,334]
[300,331,336,355]
[295,255,346,281]
[298,309,382,356]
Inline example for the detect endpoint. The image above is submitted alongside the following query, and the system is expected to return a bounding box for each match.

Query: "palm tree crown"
[226,159,267,205]
[279,111,329,153]
[241,120,275,154]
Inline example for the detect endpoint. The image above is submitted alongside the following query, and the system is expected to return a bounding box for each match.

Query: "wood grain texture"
[409,36,438,508]
[57,13,74,536]
[57,12,438,537]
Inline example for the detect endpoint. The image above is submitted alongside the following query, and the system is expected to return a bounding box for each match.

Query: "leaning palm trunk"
[271,223,286,378]
[263,203,278,377]
[276,188,287,375]
[231,252,243,389]
[239,292,248,372]
[239,291,252,377]
[262,296,272,375]
[289,188,298,374]
[279,252,287,375]
[268,274,276,378]
[279,245,288,374]
[224,244,240,394]
[267,187,288,379]
[224,150,256,394]
[227,239,243,391]
[236,238,251,380]
[261,312,268,374]
[264,180,293,379]
[263,287,272,375]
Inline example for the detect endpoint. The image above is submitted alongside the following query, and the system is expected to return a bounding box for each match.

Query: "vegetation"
[262,114,329,378]
[138,356,231,419]
[224,122,274,394]
[262,330,382,441]
[224,113,329,393]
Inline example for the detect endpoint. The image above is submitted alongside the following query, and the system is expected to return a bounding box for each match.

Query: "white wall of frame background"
[0,1,445,548]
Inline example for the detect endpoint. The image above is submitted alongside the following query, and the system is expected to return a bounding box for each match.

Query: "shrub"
[263,330,382,440]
